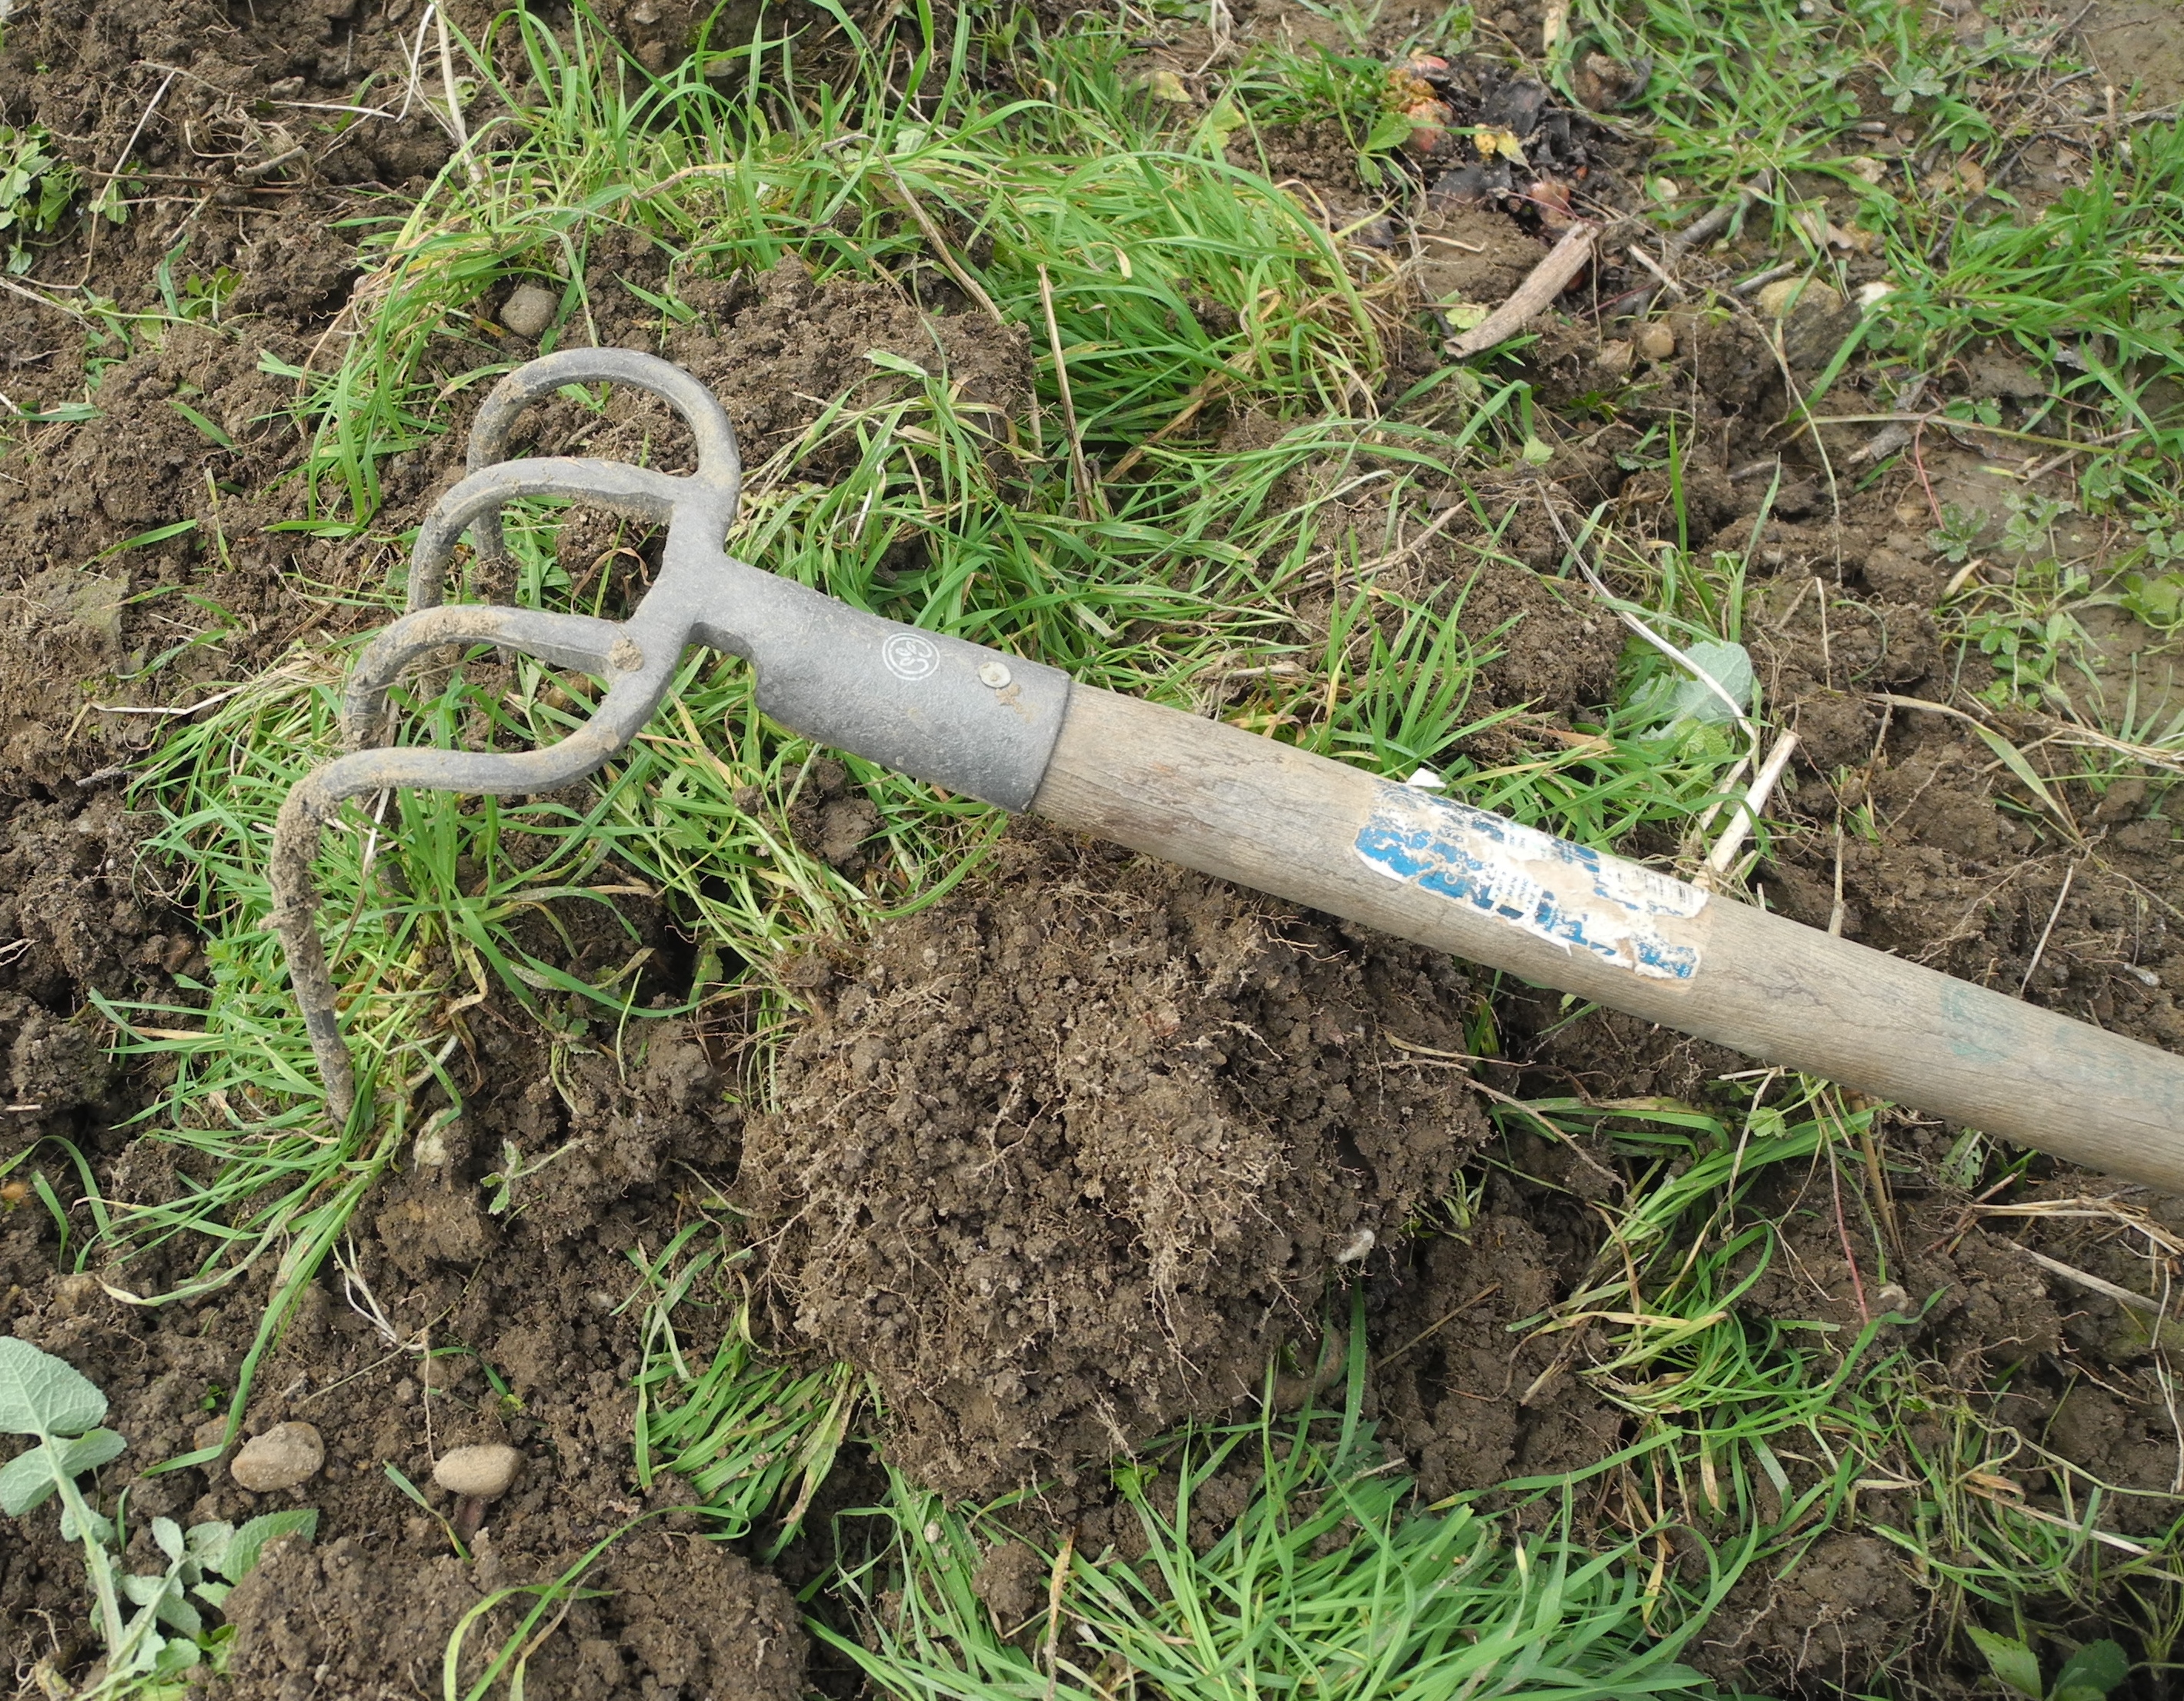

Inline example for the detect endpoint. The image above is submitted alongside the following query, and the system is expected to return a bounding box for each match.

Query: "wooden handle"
[1033,688,2184,1192]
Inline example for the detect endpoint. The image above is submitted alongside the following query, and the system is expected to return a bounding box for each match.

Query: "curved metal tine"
[276,348,743,1119]
[339,603,627,752]
[273,660,676,1121]
[449,347,743,592]
[402,453,690,617]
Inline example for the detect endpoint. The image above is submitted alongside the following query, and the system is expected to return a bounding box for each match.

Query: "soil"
[3,0,2184,1695]
[740,824,1487,1497]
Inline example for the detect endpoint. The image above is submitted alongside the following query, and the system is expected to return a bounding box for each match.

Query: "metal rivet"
[977,660,1012,690]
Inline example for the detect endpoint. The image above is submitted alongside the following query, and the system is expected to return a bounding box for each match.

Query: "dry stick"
[1449,223,1598,358]
[432,5,484,192]
[1703,728,1800,883]
[1105,351,1254,483]
[2019,860,2079,995]
[1828,820,1848,937]
[1825,1133,1872,1324]
[1612,174,1771,317]
[99,68,182,209]
[880,168,1010,332]
[1038,265,1099,523]
[1040,1524,1077,1701]
[1539,496,1759,747]
[2010,1240,2179,1326]
[0,275,90,323]
[1848,1094,1901,1255]
[1374,1284,1502,1370]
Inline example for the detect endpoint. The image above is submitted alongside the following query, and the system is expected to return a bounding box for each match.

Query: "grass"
[6,0,2184,1690]
[827,1308,1770,1701]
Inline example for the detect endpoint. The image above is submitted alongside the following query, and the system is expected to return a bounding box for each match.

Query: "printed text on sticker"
[1353,785,1705,981]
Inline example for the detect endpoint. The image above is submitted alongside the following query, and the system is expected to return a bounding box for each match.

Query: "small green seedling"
[1967,1627,2129,1701]
[0,123,77,275]
[480,1137,583,1217]
[0,1338,316,1693]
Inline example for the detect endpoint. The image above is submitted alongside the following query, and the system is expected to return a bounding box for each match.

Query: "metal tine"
[270,350,746,1121]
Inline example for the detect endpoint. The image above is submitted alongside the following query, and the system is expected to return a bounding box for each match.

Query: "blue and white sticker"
[1354,783,1705,980]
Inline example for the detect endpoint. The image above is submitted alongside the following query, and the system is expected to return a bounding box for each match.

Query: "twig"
[432,5,484,192]
[1826,1133,1872,1324]
[1038,265,1099,523]
[2019,860,2078,995]
[102,69,181,197]
[1624,244,1685,299]
[1704,728,1799,882]
[881,168,1010,331]
[1539,497,1758,748]
[1040,1525,1077,1701]
[0,276,90,323]
[1450,223,1597,358]
[1730,261,1799,297]
[1375,1284,1501,1369]
[1608,174,1771,315]
[2009,1240,2172,1321]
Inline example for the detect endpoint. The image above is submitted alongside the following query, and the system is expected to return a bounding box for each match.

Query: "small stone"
[1755,277,1842,320]
[432,1443,522,1500]
[1637,323,1677,362]
[499,284,558,340]
[231,1422,324,1492]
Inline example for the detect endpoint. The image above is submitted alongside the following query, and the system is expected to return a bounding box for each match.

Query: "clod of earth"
[1637,322,1678,362]
[229,1422,324,1492]
[432,1442,521,1499]
[499,284,558,340]
[1755,276,1842,319]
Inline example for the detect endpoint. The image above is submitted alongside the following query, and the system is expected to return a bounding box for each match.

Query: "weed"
[828,1309,1762,1699]
[1969,1626,2128,1701]
[623,1215,857,1555]
[0,1338,316,1693]
[0,122,75,275]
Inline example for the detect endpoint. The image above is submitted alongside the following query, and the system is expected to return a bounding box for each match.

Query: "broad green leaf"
[152,1637,202,1677]
[2054,1638,2129,1700]
[1364,109,1415,153]
[0,1442,58,1516]
[58,1498,115,1545]
[1665,640,1755,727]
[1968,1626,2045,1700]
[152,1516,185,1562]
[216,1509,319,1582]
[60,1429,126,1475]
[0,1338,107,1437]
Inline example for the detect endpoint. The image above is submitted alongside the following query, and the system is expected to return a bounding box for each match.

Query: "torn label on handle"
[1354,783,1707,980]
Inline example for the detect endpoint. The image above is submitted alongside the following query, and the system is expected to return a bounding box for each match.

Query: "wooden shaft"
[1032,689,2184,1193]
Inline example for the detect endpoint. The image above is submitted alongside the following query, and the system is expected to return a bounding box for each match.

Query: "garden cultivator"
[273,351,2184,1191]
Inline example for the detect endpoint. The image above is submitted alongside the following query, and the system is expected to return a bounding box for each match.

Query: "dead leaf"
[1474,125,1526,162]
[1147,69,1191,103]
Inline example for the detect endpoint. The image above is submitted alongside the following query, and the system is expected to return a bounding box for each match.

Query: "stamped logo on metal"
[1354,783,1705,980]
[880,632,939,682]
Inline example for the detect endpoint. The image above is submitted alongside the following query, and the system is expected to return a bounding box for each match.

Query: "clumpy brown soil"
[741,824,1488,1496]
[2,1018,816,1693]
[219,1528,802,1699]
